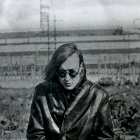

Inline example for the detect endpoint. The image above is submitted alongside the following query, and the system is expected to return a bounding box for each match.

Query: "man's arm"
[91,89,115,140]
[26,87,46,140]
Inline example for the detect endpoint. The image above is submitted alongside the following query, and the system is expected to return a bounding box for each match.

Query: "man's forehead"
[60,53,80,69]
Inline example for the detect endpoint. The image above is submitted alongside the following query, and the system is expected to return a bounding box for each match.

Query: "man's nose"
[65,73,71,80]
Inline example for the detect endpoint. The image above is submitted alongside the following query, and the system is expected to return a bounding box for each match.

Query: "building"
[0,29,140,85]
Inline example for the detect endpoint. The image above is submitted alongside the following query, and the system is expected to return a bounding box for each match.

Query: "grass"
[0,85,140,140]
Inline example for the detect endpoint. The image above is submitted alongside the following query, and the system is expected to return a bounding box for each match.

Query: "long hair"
[44,43,86,87]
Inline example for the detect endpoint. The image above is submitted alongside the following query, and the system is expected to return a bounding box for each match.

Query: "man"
[26,43,115,140]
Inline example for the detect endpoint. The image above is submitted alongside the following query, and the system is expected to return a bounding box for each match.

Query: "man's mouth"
[64,83,71,86]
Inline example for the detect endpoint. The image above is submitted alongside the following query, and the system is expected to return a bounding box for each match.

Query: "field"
[0,82,140,140]
[0,87,34,140]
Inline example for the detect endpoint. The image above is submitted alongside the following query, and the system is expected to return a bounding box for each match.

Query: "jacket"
[26,80,114,140]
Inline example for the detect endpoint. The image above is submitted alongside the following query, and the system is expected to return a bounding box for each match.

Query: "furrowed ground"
[0,85,140,140]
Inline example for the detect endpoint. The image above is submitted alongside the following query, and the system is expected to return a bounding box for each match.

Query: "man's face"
[57,53,81,90]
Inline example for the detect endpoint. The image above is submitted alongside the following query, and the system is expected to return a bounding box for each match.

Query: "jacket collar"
[60,80,96,133]
[41,79,97,133]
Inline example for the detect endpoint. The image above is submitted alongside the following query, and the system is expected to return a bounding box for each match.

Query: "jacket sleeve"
[26,87,46,140]
[91,89,115,140]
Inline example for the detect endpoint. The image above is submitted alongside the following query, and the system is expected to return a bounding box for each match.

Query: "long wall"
[0,33,140,84]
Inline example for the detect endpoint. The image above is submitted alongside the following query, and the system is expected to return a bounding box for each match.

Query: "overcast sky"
[0,0,140,32]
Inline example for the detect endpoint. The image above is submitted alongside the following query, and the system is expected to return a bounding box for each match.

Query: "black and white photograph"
[0,0,140,139]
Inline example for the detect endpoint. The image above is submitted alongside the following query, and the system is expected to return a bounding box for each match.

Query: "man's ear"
[80,62,83,67]
[79,62,84,72]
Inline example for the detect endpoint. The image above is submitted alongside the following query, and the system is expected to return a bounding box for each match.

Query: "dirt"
[0,88,34,140]
[0,85,140,140]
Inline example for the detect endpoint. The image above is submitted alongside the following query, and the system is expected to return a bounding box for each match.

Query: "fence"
[0,53,140,86]
[0,33,140,86]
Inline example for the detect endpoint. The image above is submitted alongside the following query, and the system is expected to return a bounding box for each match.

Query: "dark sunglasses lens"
[57,69,78,78]
[68,70,77,78]
[57,70,66,77]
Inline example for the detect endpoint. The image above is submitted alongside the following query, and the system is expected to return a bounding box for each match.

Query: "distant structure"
[133,18,140,30]
[40,0,50,31]
[40,0,50,62]
[53,15,57,50]
[0,28,140,85]
[40,0,57,59]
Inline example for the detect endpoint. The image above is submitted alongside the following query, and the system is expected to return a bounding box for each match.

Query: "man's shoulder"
[88,80,109,99]
[34,81,50,97]
[35,81,48,89]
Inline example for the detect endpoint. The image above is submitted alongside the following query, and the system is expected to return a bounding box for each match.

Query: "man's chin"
[63,86,75,90]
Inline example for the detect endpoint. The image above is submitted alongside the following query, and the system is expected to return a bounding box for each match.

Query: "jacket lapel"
[61,81,96,132]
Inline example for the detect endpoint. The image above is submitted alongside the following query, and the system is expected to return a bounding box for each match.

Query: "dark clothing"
[26,80,114,140]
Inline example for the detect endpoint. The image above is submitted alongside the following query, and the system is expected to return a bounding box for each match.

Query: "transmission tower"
[54,15,57,50]
[40,0,50,62]
[40,0,49,31]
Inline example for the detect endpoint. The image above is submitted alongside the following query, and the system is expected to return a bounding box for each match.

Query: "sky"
[0,0,140,32]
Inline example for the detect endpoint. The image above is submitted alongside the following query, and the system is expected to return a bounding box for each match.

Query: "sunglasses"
[56,67,80,78]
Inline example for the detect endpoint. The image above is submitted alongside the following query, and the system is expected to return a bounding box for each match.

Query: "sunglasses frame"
[56,66,80,78]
